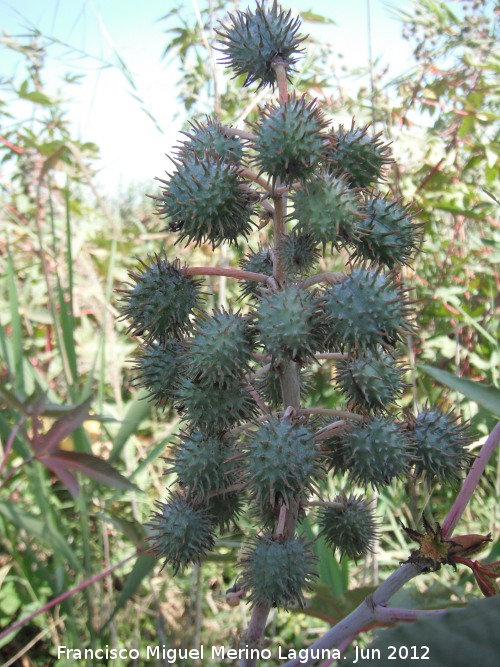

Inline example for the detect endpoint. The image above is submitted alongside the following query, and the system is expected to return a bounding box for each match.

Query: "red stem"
[441,420,500,538]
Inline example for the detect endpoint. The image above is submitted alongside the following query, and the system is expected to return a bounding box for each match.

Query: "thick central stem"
[241,61,301,667]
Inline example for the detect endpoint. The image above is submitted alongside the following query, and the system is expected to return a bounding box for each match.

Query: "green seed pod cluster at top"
[118,0,476,622]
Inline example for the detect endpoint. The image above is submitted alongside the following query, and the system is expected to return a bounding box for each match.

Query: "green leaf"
[343,595,500,666]
[40,450,140,494]
[0,500,81,571]
[109,390,151,462]
[418,365,500,416]
[33,396,92,456]
[301,10,336,24]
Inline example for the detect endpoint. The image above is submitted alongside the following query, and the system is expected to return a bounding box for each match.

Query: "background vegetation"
[0,1,498,665]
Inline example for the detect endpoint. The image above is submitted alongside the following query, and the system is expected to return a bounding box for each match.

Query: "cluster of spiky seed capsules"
[119,0,472,612]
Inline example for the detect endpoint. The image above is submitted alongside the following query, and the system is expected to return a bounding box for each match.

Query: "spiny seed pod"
[325,121,393,188]
[215,0,305,90]
[405,408,473,484]
[291,172,361,250]
[276,231,320,276]
[165,431,236,501]
[243,417,320,510]
[322,267,414,353]
[252,95,328,185]
[147,493,215,574]
[240,535,317,609]
[321,426,350,474]
[177,116,244,163]
[206,490,244,534]
[184,308,255,386]
[118,255,203,344]
[256,284,324,361]
[175,377,259,432]
[156,153,255,248]
[131,340,185,409]
[239,245,274,299]
[318,493,378,562]
[351,193,422,268]
[334,351,406,413]
[342,417,413,490]
[254,362,313,409]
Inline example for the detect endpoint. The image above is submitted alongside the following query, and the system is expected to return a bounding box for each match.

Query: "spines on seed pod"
[147,492,215,574]
[243,417,320,514]
[334,350,406,413]
[291,171,362,251]
[240,535,317,609]
[165,430,236,502]
[131,340,185,409]
[351,193,422,268]
[256,284,324,362]
[318,493,378,562]
[324,120,393,188]
[176,116,244,163]
[215,0,305,90]
[341,417,413,490]
[252,95,329,185]
[175,376,259,433]
[183,308,256,386]
[239,245,274,299]
[404,408,474,484]
[155,152,256,248]
[276,231,320,276]
[322,266,414,353]
[117,255,203,345]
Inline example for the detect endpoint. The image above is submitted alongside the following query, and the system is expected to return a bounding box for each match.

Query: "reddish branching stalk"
[279,420,500,667]
[441,420,500,539]
[183,266,277,289]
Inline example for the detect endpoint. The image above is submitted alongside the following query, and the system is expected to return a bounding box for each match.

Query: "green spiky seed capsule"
[239,246,274,299]
[118,255,203,344]
[184,308,255,386]
[253,95,328,185]
[216,0,305,90]
[166,431,236,502]
[319,493,378,561]
[177,116,244,163]
[323,267,413,353]
[407,408,473,484]
[256,284,324,361]
[291,172,361,250]
[240,535,317,609]
[351,194,421,268]
[147,493,215,573]
[175,377,259,433]
[243,417,319,510]
[325,121,393,188]
[335,351,405,413]
[321,426,350,473]
[156,153,255,248]
[342,417,412,489]
[131,340,185,409]
[276,232,320,276]
[206,490,244,534]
